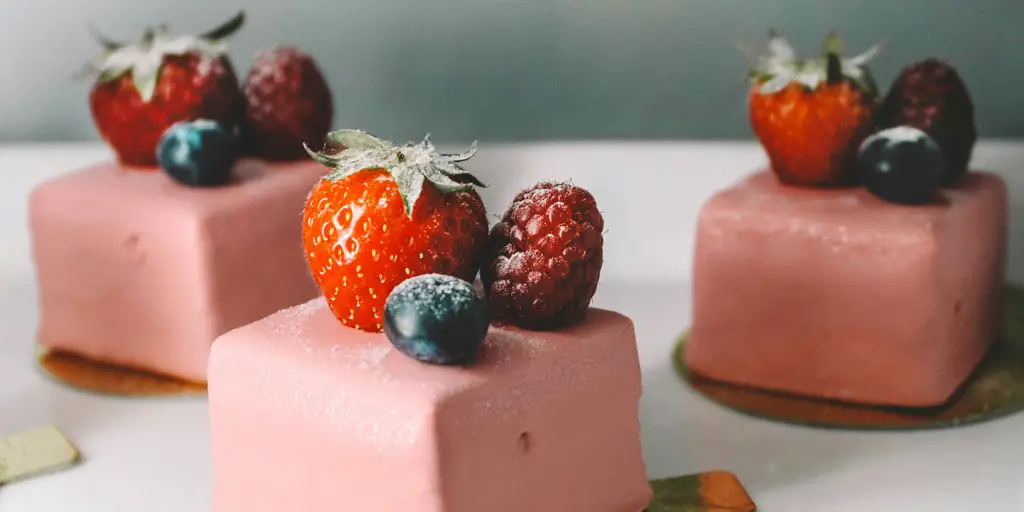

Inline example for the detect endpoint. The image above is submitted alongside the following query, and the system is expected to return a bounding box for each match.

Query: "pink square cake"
[29,160,324,382]
[208,299,652,512]
[686,170,1007,407]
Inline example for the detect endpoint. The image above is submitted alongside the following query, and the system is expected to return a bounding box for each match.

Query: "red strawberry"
[302,130,489,333]
[748,31,882,187]
[876,59,977,185]
[81,12,246,167]
[481,182,604,330]
[242,46,333,161]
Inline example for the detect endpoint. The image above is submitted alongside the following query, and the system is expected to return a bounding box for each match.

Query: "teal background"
[1,0,1021,142]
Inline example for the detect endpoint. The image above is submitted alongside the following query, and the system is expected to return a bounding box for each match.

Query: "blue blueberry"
[156,119,239,187]
[857,126,945,205]
[384,274,489,366]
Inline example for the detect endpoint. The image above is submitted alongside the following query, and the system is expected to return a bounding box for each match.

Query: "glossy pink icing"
[687,171,1007,407]
[208,300,652,511]
[29,160,324,382]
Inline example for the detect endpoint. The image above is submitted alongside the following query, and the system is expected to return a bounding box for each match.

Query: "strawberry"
[242,46,333,161]
[302,130,489,333]
[481,182,604,330]
[876,59,977,185]
[747,31,882,187]
[80,12,246,167]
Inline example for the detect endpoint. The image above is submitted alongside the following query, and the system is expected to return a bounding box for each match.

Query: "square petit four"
[35,10,337,384]
[688,170,1005,407]
[209,300,650,511]
[687,32,1001,408]
[209,131,650,510]
[30,161,324,382]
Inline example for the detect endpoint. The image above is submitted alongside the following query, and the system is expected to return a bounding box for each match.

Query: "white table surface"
[2,141,1024,512]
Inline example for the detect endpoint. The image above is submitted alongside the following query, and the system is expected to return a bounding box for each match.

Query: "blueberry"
[156,120,239,187]
[384,274,489,366]
[857,126,945,205]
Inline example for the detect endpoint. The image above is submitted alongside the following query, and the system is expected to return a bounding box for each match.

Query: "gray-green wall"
[1,0,1021,142]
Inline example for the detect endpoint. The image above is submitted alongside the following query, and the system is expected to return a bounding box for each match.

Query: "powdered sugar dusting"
[446,317,640,422]
[251,362,427,451]
[355,344,392,368]
[270,299,395,368]
[274,299,326,353]
[387,273,480,318]
[322,338,392,369]
[318,397,429,452]
[494,251,525,277]
[511,182,575,212]
[287,297,326,318]
[238,307,638,452]
[874,125,931,145]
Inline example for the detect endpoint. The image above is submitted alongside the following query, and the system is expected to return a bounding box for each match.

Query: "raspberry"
[876,59,976,185]
[242,46,333,161]
[482,182,604,330]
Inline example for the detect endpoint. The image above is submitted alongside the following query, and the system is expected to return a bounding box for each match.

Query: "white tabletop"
[2,142,1024,512]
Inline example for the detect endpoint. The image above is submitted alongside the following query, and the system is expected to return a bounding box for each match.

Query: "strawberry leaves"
[305,130,487,217]
[326,129,388,151]
[394,170,428,219]
[131,51,164,103]
[750,30,883,95]
[79,11,243,102]
[200,11,246,41]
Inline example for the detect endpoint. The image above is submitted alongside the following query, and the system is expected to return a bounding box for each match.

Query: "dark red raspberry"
[876,59,976,185]
[242,46,333,161]
[482,182,604,330]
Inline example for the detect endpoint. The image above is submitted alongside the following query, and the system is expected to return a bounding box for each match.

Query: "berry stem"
[824,31,843,85]
[823,31,843,57]
[826,54,842,84]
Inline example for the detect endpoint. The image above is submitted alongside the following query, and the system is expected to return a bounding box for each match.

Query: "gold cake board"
[35,345,206,398]
[673,284,1024,430]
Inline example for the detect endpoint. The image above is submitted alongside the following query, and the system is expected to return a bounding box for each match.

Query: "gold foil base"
[36,346,206,398]
[647,471,756,511]
[673,284,1024,430]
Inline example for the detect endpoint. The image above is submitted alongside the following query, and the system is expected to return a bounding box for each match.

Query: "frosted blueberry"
[384,274,488,365]
[156,119,239,187]
[857,126,944,205]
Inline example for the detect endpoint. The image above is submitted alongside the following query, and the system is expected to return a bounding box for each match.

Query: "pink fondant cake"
[29,160,323,382]
[43,11,339,383]
[687,171,1007,406]
[208,301,651,512]
[209,131,648,510]
[685,34,1003,407]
